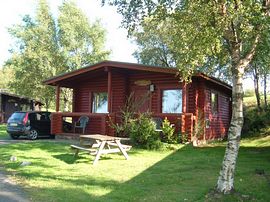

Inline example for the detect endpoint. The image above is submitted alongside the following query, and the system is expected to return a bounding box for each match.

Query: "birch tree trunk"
[216,30,260,192]
[216,64,244,193]
[263,73,268,108]
[253,64,262,111]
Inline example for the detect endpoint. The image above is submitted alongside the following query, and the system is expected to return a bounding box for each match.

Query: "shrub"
[109,92,149,137]
[130,113,162,150]
[161,117,177,143]
[179,133,188,144]
[242,107,270,137]
[193,109,205,140]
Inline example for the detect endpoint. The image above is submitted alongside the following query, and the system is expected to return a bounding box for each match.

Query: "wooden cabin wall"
[127,71,184,135]
[73,70,186,135]
[128,71,182,114]
[72,69,231,139]
[204,81,231,140]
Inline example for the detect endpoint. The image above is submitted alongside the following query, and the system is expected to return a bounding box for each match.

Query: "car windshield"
[9,112,26,121]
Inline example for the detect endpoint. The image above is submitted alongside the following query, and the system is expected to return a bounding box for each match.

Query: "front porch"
[45,61,196,140]
[50,111,195,140]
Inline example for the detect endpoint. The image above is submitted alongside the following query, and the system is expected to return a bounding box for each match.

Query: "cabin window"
[162,89,182,113]
[92,92,108,113]
[211,92,218,113]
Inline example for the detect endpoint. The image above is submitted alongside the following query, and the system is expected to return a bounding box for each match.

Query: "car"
[6,111,55,140]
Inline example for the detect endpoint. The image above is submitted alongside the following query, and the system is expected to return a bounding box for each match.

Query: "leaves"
[5,0,110,109]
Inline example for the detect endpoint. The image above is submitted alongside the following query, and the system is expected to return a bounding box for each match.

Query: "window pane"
[162,90,182,113]
[92,92,108,113]
[211,92,218,113]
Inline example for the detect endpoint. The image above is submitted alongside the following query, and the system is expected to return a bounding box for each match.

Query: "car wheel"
[10,134,20,139]
[28,129,38,140]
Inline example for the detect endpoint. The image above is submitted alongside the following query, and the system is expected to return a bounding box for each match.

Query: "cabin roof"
[0,89,43,105]
[43,60,232,90]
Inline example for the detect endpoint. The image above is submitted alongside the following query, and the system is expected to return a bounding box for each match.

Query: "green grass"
[0,124,9,139]
[243,94,270,108]
[0,125,269,201]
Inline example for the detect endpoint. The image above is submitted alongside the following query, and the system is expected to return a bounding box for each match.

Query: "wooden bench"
[70,144,97,156]
[107,142,132,151]
[71,134,132,165]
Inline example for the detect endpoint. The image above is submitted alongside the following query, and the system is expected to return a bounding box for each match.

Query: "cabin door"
[133,87,150,113]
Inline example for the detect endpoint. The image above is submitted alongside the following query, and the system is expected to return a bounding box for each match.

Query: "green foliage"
[193,109,205,140]
[179,133,188,144]
[109,92,150,137]
[6,0,59,109]
[104,0,270,82]
[242,107,270,137]
[244,89,255,98]
[58,1,110,71]
[0,67,14,90]
[5,0,110,109]
[161,117,177,143]
[132,19,176,67]
[130,113,162,150]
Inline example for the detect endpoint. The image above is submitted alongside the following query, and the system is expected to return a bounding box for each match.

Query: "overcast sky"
[0,0,137,67]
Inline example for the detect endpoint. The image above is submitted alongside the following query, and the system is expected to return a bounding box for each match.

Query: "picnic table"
[71,134,132,165]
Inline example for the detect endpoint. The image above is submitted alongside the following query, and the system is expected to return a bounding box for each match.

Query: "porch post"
[182,82,187,113]
[56,85,60,112]
[107,68,112,113]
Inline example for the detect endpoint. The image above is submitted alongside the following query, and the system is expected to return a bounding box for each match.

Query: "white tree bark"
[216,66,244,193]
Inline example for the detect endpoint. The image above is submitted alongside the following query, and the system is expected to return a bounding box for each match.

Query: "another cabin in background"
[0,90,43,123]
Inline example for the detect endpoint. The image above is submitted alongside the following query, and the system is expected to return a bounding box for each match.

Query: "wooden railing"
[51,112,194,140]
[51,112,116,136]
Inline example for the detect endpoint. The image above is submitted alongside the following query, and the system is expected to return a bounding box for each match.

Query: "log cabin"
[44,61,232,141]
[0,90,43,123]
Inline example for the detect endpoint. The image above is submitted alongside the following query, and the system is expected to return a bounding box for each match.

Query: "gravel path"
[0,139,30,202]
[0,170,30,202]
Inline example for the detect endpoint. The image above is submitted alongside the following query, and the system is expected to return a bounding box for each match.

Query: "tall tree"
[6,0,110,110]
[7,0,60,110]
[58,0,110,111]
[251,34,270,109]
[250,62,262,111]
[0,66,14,90]
[132,13,232,82]
[103,0,270,193]
[58,1,110,71]
[133,19,177,67]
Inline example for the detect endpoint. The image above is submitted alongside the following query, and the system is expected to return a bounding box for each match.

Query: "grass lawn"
[0,125,269,202]
[0,124,9,139]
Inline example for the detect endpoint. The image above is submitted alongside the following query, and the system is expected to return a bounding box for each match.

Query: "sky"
[0,0,137,67]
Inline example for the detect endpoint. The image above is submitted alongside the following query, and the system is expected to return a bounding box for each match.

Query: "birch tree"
[103,0,270,193]
[6,0,110,110]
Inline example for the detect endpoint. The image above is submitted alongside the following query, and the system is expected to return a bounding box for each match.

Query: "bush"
[161,117,177,143]
[179,133,188,144]
[130,113,162,150]
[193,109,205,140]
[242,107,270,137]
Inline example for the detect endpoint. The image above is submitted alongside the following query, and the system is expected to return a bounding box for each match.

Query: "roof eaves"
[43,60,178,85]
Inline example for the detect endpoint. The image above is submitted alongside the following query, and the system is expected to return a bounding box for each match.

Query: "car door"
[38,112,51,135]
[29,112,49,135]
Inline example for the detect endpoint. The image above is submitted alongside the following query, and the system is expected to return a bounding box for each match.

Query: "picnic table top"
[79,134,130,141]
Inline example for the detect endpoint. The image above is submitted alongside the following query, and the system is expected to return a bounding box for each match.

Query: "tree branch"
[239,34,260,67]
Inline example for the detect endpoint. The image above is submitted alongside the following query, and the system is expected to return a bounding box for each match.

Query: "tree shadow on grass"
[96,145,270,202]
[52,153,114,164]
[1,140,270,202]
